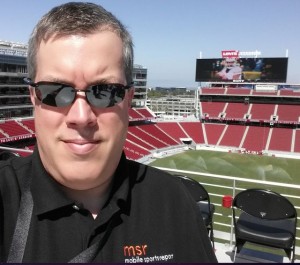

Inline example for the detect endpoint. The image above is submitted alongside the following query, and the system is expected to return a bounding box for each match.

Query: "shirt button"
[73,204,80,211]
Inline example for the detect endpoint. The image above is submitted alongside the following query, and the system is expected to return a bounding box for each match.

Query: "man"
[217,58,242,80]
[0,2,217,263]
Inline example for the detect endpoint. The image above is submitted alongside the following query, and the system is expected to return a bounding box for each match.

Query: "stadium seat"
[174,175,215,248]
[232,188,297,262]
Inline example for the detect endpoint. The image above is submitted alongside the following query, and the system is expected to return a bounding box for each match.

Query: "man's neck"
[62,180,112,219]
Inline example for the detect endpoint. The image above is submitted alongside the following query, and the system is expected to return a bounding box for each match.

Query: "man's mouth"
[63,139,100,154]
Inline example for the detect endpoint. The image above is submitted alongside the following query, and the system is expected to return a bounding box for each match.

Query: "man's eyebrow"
[39,77,124,85]
[90,79,110,85]
[90,78,124,85]
[39,76,68,83]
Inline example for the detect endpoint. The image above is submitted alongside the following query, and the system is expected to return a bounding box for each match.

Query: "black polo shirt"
[0,149,217,263]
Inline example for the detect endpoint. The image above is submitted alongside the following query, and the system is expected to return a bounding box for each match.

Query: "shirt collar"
[31,148,73,215]
[30,147,130,217]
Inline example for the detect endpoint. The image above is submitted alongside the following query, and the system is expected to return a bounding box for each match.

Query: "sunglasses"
[24,77,132,108]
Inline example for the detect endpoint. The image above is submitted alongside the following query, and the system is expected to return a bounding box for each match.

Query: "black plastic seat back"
[233,189,296,220]
[174,175,215,248]
[232,188,297,262]
[174,175,209,202]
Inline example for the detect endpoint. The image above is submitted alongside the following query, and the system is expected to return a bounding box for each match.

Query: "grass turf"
[149,150,300,185]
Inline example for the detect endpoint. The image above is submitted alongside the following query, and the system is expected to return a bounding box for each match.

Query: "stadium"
[1,41,300,262]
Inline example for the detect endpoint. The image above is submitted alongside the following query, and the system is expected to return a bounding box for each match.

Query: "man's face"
[225,59,235,69]
[31,32,134,190]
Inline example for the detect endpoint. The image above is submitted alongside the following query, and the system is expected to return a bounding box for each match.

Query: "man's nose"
[65,93,97,127]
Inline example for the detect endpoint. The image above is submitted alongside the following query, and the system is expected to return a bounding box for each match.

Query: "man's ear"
[29,87,36,105]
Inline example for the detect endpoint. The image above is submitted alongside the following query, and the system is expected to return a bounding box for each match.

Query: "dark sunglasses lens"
[87,84,126,108]
[36,84,75,107]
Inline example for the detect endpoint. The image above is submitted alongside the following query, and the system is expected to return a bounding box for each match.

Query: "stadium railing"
[155,166,300,259]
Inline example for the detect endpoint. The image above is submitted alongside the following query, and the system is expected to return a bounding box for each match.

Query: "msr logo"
[124,244,148,256]
[123,245,174,263]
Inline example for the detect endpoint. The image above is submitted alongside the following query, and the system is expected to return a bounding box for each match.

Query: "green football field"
[149,150,300,185]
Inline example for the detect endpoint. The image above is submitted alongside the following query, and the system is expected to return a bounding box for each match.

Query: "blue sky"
[1,0,300,87]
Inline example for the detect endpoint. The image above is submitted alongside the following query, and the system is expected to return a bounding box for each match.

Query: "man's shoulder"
[126,159,190,199]
[127,159,177,185]
[0,156,32,179]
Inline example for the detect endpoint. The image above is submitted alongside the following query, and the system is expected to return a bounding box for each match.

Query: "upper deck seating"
[250,104,276,121]
[201,102,226,118]
[276,105,300,123]
[252,90,278,96]
[226,88,251,95]
[279,89,300,97]
[224,103,250,119]
[200,87,225,95]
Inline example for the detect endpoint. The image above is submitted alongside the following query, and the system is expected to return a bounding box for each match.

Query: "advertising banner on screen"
[222,50,239,59]
[195,57,288,83]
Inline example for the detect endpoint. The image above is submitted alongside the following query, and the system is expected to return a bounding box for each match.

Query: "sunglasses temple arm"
[23,77,36,87]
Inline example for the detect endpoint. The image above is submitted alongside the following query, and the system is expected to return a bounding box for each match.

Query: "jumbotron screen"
[195,57,288,83]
